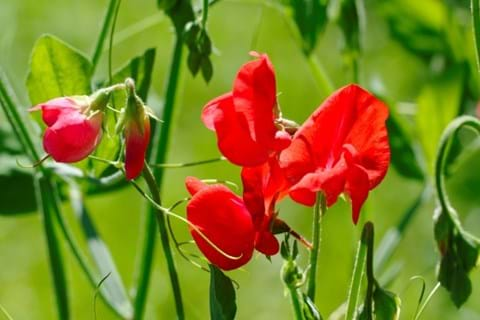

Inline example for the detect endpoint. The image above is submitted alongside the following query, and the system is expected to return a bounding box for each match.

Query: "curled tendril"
[435,115,480,243]
[129,180,243,261]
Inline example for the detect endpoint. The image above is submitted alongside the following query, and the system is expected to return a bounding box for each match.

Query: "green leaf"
[0,126,36,215]
[329,0,360,53]
[303,294,322,320]
[434,208,479,307]
[387,111,424,180]
[209,264,237,320]
[373,287,401,320]
[284,0,328,55]
[416,65,465,175]
[92,48,156,177]
[26,34,92,105]
[158,1,214,82]
[68,182,133,318]
[378,0,449,57]
[0,155,36,215]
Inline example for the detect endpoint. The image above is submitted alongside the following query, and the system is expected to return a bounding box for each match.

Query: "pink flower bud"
[30,97,103,163]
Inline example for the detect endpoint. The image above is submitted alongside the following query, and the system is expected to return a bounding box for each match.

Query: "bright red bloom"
[241,157,291,256]
[124,116,151,180]
[185,177,255,270]
[201,52,291,167]
[279,84,390,224]
[30,97,103,163]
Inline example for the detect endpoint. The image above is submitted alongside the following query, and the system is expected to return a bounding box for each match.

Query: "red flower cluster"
[187,53,390,270]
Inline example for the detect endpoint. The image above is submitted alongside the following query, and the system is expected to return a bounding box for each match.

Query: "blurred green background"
[1,0,480,319]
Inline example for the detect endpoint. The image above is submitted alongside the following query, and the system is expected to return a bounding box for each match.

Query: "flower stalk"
[307,192,326,301]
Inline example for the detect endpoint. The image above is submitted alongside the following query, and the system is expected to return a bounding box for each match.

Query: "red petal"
[345,163,370,224]
[185,176,208,196]
[186,183,255,270]
[202,93,269,166]
[43,111,103,163]
[280,84,390,218]
[254,231,279,256]
[125,117,151,180]
[31,97,81,126]
[201,54,287,167]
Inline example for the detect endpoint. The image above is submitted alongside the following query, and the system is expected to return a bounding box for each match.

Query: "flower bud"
[29,92,109,163]
[123,78,151,180]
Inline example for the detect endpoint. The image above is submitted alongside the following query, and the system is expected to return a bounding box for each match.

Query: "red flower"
[279,84,390,224]
[241,157,291,256]
[124,115,151,180]
[201,52,291,167]
[185,177,255,270]
[30,97,103,163]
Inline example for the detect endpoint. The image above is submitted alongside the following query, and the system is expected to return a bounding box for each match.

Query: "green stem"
[363,222,375,319]
[140,164,184,319]
[288,285,305,320]
[150,156,225,168]
[0,71,41,162]
[471,0,480,74]
[202,0,209,29]
[435,116,480,223]
[307,192,326,302]
[108,0,122,85]
[91,0,119,73]
[374,185,430,272]
[307,54,334,97]
[134,36,185,320]
[345,223,368,320]
[34,174,70,320]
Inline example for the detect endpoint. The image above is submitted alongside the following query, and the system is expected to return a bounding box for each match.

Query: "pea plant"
[0,0,479,319]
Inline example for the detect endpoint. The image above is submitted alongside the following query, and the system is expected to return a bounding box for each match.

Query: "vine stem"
[471,0,480,74]
[307,192,326,301]
[434,116,480,230]
[288,285,305,320]
[91,0,119,73]
[133,36,185,320]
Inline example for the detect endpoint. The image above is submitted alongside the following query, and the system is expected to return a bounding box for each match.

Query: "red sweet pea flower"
[201,52,291,167]
[279,84,390,224]
[185,177,255,270]
[30,97,103,163]
[241,157,291,255]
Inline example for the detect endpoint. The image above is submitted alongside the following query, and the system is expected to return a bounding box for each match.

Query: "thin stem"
[202,0,209,29]
[288,285,305,320]
[108,0,122,85]
[140,164,184,319]
[414,282,441,320]
[34,174,70,320]
[150,156,225,168]
[363,222,375,319]
[374,185,431,272]
[0,304,13,320]
[345,224,368,320]
[134,35,185,320]
[435,116,480,230]
[471,0,480,75]
[307,54,334,97]
[0,71,41,162]
[307,192,326,302]
[91,0,118,73]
